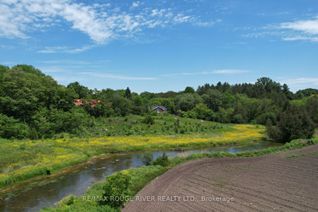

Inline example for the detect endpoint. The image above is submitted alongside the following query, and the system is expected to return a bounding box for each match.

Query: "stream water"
[0,141,279,212]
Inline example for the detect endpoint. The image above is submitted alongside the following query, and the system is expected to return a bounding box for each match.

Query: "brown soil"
[123,145,318,212]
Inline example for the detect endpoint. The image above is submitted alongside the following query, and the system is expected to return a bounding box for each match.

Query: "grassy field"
[0,115,264,189]
[87,114,229,136]
[43,138,318,212]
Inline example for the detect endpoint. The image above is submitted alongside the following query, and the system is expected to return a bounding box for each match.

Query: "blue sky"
[0,0,318,92]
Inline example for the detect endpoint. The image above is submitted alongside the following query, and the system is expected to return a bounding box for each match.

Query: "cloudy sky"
[0,0,317,92]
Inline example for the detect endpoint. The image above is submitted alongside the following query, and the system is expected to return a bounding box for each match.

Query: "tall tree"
[124,87,132,99]
[267,105,314,142]
[184,86,195,93]
[67,82,91,99]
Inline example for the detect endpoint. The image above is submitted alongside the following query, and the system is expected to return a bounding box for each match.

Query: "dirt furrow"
[123,145,318,212]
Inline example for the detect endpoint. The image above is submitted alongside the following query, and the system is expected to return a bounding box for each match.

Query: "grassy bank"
[0,116,264,189]
[43,165,167,212]
[44,137,318,212]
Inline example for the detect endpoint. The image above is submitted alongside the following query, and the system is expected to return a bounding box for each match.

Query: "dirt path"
[123,145,318,212]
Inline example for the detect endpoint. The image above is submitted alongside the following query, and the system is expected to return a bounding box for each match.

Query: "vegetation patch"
[1,65,317,142]
[42,165,166,212]
[43,138,317,212]
[0,117,264,189]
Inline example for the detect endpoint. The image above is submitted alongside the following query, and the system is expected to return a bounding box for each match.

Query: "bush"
[0,114,30,139]
[266,106,314,142]
[255,112,277,125]
[141,153,153,166]
[306,96,318,127]
[152,153,169,166]
[142,115,154,125]
[57,195,76,206]
[100,173,131,208]
[183,103,214,120]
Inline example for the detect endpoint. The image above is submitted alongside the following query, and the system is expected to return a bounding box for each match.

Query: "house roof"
[152,105,167,111]
[73,99,102,107]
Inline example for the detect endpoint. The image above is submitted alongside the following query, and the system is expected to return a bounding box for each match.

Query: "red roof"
[73,99,101,107]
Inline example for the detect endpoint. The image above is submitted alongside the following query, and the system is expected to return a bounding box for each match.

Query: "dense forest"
[0,64,317,142]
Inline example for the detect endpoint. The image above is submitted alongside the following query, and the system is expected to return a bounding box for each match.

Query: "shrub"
[100,173,131,208]
[141,153,153,166]
[0,114,30,139]
[142,115,154,125]
[174,118,180,133]
[306,96,318,127]
[266,106,315,142]
[152,153,169,166]
[57,195,76,206]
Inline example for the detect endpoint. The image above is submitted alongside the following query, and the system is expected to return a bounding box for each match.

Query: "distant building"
[90,99,101,108]
[74,99,101,108]
[152,105,167,113]
[74,99,84,106]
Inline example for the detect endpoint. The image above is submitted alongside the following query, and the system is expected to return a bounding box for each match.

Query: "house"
[73,99,102,108]
[74,99,84,106]
[90,99,101,108]
[152,105,167,113]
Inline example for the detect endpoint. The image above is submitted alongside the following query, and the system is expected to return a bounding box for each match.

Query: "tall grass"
[0,118,264,189]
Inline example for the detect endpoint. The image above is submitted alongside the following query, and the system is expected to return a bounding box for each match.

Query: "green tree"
[306,96,318,126]
[189,103,214,120]
[184,86,195,93]
[31,108,55,138]
[131,95,147,115]
[175,93,202,111]
[266,106,314,142]
[202,89,223,112]
[0,114,30,139]
[67,82,91,99]
[100,173,131,208]
[296,88,318,98]
[0,65,62,122]
[124,87,132,99]
[255,77,282,97]
[112,94,132,116]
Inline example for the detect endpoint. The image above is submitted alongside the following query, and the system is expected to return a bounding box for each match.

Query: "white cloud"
[0,0,109,43]
[283,77,318,85]
[40,60,91,65]
[79,72,157,81]
[38,66,66,73]
[279,18,318,35]
[280,77,318,91]
[131,1,141,9]
[37,45,95,54]
[194,19,222,27]
[241,17,318,43]
[0,44,14,49]
[213,69,249,74]
[40,59,110,65]
[275,17,318,43]
[161,69,249,77]
[39,66,157,82]
[282,36,318,42]
[0,0,209,44]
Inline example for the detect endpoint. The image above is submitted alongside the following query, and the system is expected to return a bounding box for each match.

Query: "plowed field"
[124,145,318,212]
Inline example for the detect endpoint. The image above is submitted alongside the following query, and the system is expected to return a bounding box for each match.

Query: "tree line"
[0,65,317,141]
